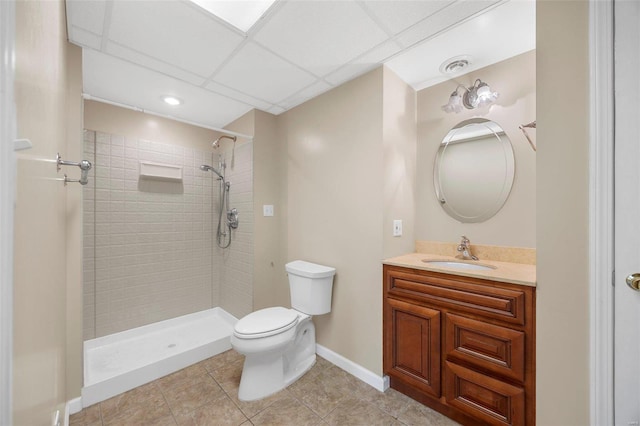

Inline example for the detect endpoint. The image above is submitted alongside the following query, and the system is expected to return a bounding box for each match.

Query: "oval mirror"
[434,118,515,223]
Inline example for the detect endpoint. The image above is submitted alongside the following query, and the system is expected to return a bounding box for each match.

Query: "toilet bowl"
[231,260,335,401]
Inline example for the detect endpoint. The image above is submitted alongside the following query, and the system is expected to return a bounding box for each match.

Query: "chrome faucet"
[457,236,478,260]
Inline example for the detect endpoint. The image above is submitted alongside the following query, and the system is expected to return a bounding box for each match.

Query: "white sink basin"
[421,260,496,271]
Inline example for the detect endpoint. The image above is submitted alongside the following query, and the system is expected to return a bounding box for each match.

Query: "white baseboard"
[316,344,389,392]
[67,397,82,415]
[68,343,390,417]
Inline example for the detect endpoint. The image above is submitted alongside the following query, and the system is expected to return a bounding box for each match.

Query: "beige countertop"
[383,252,537,287]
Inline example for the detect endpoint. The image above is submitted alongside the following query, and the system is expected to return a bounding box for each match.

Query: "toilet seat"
[234,307,299,339]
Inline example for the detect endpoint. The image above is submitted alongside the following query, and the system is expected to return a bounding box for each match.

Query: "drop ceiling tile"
[325,39,403,86]
[396,0,501,48]
[215,42,316,104]
[360,0,452,35]
[386,0,535,90]
[106,42,207,86]
[253,1,389,77]
[204,81,272,111]
[108,1,245,78]
[66,0,106,35]
[69,26,102,51]
[83,50,253,129]
[279,80,333,110]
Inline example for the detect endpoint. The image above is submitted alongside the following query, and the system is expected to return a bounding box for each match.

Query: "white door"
[0,1,15,425]
[615,1,640,424]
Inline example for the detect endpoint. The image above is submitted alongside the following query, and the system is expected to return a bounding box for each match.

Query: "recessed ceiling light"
[189,0,276,33]
[439,55,473,75]
[162,95,183,106]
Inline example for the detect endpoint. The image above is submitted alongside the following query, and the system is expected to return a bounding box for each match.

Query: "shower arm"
[212,135,237,149]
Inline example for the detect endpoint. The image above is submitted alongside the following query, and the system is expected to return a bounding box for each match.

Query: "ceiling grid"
[66,0,535,128]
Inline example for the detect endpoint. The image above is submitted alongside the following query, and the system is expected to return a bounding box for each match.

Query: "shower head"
[211,134,237,149]
[200,164,224,180]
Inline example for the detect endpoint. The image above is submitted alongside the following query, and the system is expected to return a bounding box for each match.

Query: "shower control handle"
[228,208,239,229]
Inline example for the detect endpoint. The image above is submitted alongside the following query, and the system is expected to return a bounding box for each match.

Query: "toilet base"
[238,352,315,401]
[236,318,317,401]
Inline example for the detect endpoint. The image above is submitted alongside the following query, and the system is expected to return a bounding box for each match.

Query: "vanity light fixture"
[441,79,499,113]
[161,95,183,106]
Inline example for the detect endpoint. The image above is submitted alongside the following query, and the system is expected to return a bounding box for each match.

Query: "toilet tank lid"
[285,260,335,278]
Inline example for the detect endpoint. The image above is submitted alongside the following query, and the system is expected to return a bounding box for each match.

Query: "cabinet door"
[384,298,441,397]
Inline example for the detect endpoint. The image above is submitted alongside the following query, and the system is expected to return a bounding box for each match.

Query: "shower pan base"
[81,307,237,408]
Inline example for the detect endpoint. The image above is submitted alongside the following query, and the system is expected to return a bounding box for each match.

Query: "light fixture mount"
[441,79,499,113]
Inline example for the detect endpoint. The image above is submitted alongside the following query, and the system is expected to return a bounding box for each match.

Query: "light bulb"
[441,92,463,113]
[475,83,498,107]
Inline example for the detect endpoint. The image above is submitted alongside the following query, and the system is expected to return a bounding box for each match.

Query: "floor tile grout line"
[98,402,105,426]
[72,351,458,426]
[206,366,257,424]
[157,383,179,425]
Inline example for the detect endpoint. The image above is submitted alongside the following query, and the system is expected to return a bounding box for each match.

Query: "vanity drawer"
[445,313,525,383]
[444,361,525,426]
[385,268,526,325]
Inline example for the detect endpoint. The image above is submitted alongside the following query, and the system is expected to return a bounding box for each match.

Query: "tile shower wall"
[218,142,254,319]
[83,129,253,339]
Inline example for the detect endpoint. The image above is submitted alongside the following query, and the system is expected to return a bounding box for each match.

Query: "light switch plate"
[263,205,274,217]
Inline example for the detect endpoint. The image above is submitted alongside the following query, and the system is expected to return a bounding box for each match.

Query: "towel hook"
[56,153,92,185]
[519,120,536,152]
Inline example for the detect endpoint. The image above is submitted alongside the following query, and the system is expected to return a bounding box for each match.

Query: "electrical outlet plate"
[263,205,274,217]
[393,220,402,237]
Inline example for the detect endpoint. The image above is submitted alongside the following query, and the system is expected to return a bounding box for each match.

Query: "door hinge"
[612,269,616,286]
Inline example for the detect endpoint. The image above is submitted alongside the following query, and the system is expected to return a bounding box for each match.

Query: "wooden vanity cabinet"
[383,265,535,426]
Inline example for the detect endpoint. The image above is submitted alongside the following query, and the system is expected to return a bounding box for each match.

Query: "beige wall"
[225,109,289,316]
[277,67,416,375]
[251,111,288,311]
[84,100,220,151]
[416,50,536,249]
[537,1,590,425]
[383,68,417,259]
[65,34,84,402]
[13,0,83,422]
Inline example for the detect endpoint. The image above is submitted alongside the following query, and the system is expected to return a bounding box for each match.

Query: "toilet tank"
[286,260,335,315]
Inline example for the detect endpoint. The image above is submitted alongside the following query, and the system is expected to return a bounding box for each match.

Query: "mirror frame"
[433,118,515,223]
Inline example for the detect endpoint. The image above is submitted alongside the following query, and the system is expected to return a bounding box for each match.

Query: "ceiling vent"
[440,55,473,75]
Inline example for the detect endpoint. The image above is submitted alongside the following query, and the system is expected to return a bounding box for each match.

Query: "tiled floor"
[70,350,460,426]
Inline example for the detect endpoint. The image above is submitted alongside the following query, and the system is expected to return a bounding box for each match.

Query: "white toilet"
[230,260,336,401]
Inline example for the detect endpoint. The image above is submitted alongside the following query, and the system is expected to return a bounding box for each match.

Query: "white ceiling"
[66,0,535,130]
